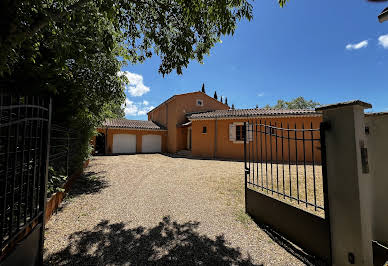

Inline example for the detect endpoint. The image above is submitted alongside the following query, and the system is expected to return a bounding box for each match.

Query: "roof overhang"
[99,126,167,131]
[188,114,322,121]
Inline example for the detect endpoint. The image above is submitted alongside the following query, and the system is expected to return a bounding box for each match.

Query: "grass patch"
[235,209,252,225]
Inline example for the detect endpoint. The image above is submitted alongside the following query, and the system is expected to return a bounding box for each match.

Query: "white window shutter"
[229,124,236,141]
[247,124,253,142]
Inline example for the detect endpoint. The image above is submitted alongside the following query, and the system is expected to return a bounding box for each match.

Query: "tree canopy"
[0,0,254,171]
[264,97,320,110]
[0,0,253,78]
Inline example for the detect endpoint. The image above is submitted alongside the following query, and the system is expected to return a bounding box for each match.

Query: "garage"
[112,134,136,154]
[99,119,166,155]
[142,135,162,153]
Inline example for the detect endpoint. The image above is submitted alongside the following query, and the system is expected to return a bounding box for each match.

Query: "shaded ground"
[44,154,321,265]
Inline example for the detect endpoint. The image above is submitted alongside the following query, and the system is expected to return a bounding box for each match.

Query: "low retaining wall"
[45,160,89,222]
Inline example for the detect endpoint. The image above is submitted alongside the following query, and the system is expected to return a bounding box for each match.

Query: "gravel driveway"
[43,154,315,265]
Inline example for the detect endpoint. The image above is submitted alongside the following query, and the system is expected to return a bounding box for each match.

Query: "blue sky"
[121,0,388,120]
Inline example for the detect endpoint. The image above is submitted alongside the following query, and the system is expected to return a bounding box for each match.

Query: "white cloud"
[378,34,388,49]
[257,93,265,97]
[122,98,154,116]
[122,99,138,116]
[345,40,368,50]
[137,106,155,116]
[118,71,150,97]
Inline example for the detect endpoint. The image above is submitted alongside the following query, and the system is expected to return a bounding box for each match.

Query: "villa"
[95,91,322,162]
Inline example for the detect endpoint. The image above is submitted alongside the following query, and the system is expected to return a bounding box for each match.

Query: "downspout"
[214,118,217,158]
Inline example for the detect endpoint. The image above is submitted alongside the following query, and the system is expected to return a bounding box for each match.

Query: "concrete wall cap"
[315,100,372,111]
[365,112,388,117]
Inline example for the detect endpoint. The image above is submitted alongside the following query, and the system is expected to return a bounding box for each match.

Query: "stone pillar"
[316,101,373,265]
[365,113,388,246]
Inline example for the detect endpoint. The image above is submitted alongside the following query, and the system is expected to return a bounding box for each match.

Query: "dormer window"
[196,99,203,106]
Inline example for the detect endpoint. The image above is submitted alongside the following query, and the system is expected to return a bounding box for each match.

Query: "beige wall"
[96,128,167,154]
[191,116,322,162]
[365,114,388,246]
[320,103,374,265]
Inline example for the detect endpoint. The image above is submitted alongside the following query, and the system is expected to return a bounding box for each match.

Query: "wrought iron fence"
[244,120,326,214]
[48,124,82,197]
[0,95,51,251]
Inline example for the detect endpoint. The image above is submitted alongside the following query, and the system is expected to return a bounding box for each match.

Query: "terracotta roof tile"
[188,108,320,119]
[103,118,166,130]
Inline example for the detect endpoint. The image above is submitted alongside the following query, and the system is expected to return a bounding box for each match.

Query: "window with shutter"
[229,124,236,141]
[236,125,246,141]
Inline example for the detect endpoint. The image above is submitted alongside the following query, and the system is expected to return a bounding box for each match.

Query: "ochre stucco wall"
[176,127,188,151]
[96,128,167,154]
[148,103,168,128]
[148,91,229,153]
[173,92,229,126]
[191,116,323,162]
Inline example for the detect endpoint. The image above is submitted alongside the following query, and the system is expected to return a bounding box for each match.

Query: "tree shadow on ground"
[67,171,109,198]
[44,216,259,266]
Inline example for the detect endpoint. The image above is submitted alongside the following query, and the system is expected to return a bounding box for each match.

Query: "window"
[196,99,203,106]
[236,125,246,141]
[202,126,207,134]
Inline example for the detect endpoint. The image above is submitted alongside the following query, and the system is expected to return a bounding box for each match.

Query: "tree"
[220,96,223,103]
[0,0,253,77]
[225,97,228,106]
[255,104,258,109]
[214,91,218,100]
[278,0,289,7]
[266,97,320,109]
[0,0,253,171]
[231,104,235,109]
[201,83,206,93]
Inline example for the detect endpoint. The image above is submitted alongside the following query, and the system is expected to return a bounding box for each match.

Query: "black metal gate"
[243,120,331,263]
[0,95,51,265]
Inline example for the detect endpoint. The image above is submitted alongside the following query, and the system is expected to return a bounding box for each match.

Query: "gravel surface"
[44,154,319,265]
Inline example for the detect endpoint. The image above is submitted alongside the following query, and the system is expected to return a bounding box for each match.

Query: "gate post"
[316,101,373,265]
[244,122,248,212]
[38,97,52,265]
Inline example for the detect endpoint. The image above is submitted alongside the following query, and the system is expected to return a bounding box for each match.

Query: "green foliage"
[235,209,252,225]
[0,0,254,196]
[214,91,218,100]
[0,0,254,77]
[201,83,206,93]
[278,0,289,8]
[47,166,67,197]
[264,97,320,110]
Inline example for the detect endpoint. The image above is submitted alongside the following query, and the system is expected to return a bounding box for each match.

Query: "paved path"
[44,154,311,265]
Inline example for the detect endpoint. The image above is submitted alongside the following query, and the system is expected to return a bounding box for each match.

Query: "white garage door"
[142,135,161,153]
[112,134,136,154]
